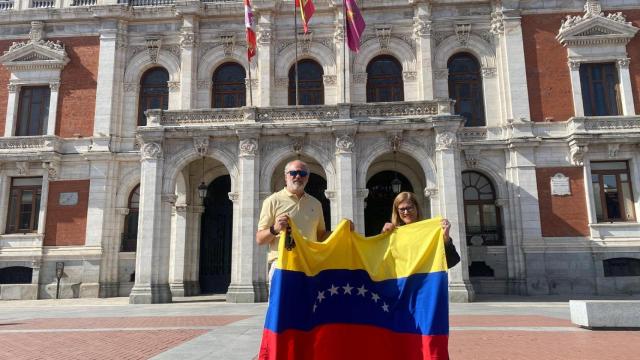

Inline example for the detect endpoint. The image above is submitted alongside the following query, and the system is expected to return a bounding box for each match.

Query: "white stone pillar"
[433,125,474,302]
[100,207,128,298]
[169,204,188,297]
[617,58,636,116]
[413,6,434,100]
[4,84,18,136]
[334,133,356,222]
[354,188,368,234]
[46,82,60,136]
[568,60,584,117]
[256,191,270,297]
[257,13,273,107]
[0,165,9,234]
[226,136,259,303]
[129,141,172,304]
[185,205,204,296]
[93,21,126,148]
[334,10,351,103]
[495,10,532,122]
[179,16,197,109]
[37,167,50,235]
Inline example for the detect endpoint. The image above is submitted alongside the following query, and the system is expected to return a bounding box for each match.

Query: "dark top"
[444,238,461,269]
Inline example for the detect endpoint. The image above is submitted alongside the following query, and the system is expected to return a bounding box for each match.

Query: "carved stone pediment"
[0,40,69,71]
[557,1,638,46]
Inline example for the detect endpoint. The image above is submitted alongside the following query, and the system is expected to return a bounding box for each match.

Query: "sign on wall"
[550,173,571,196]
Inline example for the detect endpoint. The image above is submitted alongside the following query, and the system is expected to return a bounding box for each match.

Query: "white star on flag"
[313,303,317,312]
[371,292,380,303]
[343,283,353,295]
[357,285,368,296]
[317,290,326,303]
[382,302,389,312]
[328,284,339,296]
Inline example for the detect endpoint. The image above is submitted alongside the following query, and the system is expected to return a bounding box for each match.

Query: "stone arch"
[463,159,507,200]
[124,50,181,84]
[259,143,335,193]
[353,37,416,75]
[433,34,496,70]
[274,42,336,79]
[356,139,436,191]
[197,46,257,83]
[162,145,239,196]
[115,167,141,209]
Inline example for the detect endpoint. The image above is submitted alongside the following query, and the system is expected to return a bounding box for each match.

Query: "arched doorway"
[364,171,412,236]
[199,175,233,294]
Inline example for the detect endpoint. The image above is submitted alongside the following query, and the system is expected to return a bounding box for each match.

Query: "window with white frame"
[590,161,636,223]
[6,177,42,234]
[16,86,50,136]
[557,2,638,117]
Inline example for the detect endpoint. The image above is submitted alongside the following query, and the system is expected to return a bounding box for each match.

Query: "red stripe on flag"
[259,324,449,360]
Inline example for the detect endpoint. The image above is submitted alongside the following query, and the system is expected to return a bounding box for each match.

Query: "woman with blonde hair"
[382,191,460,268]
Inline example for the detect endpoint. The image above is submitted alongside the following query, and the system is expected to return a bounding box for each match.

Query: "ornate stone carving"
[568,60,581,70]
[432,31,451,46]
[193,137,209,157]
[352,72,367,84]
[356,188,369,199]
[29,21,44,42]
[49,81,60,91]
[7,83,17,93]
[300,32,313,54]
[141,142,163,160]
[569,143,588,166]
[402,71,417,81]
[180,29,196,49]
[435,131,457,151]
[323,75,337,86]
[16,161,29,175]
[423,188,438,199]
[608,143,620,158]
[334,24,344,42]
[1,21,68,70]
[390,134,401,152]
[335,135,354,154]
[617,58,630,69]
[560,0,631,32]
[162,194,177,204]
[145,38,161,64]
[464,149,481,168]
[413,16,431,38]
[324,190,336,200]
[239,138,258,156]
[257,27,272,45]
[481,67,497,78]
[455,23,471,46]
[290,136,304,155]
[221,34,235,56]
[43,161,60,180]
[168,81,180,92]
[490,11,504,35]
[375,26,391,49]
[228,192,239,202]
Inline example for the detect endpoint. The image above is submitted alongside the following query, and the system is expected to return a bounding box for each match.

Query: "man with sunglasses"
[257,160,327,279]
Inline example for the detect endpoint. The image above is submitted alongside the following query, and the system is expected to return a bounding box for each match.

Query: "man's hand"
[381,222,395,233]
[441,218,451,242]
[274,214,289,233]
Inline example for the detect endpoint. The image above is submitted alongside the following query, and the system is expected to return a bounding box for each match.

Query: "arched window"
[288,59,324,105]
[462,171,502,245]
[138,67,169,126]
[212,62,246,108]
[121,185,140,252]
[366,55,404,103]
[448,53,485,127]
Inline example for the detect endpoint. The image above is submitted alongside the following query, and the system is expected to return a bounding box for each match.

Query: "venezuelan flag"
[259,217,449,360]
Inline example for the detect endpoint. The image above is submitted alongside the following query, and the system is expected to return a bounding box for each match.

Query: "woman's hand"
[381,222,396,233]
[441,219,451,241]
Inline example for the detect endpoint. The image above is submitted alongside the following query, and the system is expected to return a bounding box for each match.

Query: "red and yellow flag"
[245,0,256,61]
[296,0,315,33]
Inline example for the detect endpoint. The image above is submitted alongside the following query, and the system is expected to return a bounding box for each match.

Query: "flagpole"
[342,0,347,104]
[294,1,300,106]
[247,58,254,107]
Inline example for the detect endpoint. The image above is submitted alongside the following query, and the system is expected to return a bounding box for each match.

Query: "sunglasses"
[397,206,415,213]
[287,170,308,177]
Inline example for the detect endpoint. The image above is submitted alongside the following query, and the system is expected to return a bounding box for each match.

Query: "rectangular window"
[579,63,621,116]
[591,161,636,222]
[6,177,42,233]
[16,86,50,136]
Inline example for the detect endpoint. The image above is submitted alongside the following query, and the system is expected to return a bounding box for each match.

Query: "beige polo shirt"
[258,188,326,262]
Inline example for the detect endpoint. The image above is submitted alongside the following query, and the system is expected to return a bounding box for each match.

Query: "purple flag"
[344,0,365,52]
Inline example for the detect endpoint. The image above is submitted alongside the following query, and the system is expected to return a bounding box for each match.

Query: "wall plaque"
[59,192,79,206]
[550,173,571,196]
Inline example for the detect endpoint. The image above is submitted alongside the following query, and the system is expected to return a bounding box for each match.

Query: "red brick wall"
[626,11,640,113]
[0,40,12,136]
[52,37,99,138]
[0,37,99,137]
[536,168,589,237]
[44,180,90,246]
[522,14,577,122]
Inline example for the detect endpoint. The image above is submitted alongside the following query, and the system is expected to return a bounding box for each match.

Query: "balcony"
[143,100,454,128]
[0,1,13,10]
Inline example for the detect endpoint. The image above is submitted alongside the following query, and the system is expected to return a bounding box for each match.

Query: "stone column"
[433,125,474,302]
[568,60,584,117]
[47,82,60,136]
[37,165,51,235]
[493,8,532,122]
[354,188,368,234]
[255,191,270,298]
[185,205,204,296]
[413,6,434,100]
[257,13,273,107]
[4,84,18,136]
[505,144,542,295]
[334,133,356,222]
[179,16,198,109]
[93,20,126,147]
[616,58,636,116]
[129,141,172,304]
[169,204,188,297]
[226,136,259,303]
[0,164,9,234]
[334,10,350,103]
[100,207,128,298]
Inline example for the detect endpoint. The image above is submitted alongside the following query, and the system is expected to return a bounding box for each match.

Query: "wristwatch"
[269,225,279,236]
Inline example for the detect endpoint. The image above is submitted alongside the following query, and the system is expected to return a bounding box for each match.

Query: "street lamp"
[198,157,207,200]
[391,150,402,194]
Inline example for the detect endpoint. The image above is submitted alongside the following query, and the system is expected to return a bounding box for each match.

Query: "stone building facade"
[0,0,639,303]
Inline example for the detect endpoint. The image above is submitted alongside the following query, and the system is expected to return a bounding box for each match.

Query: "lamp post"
[198,157,207,200]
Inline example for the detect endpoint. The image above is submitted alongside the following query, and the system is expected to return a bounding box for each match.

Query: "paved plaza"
[0,296,638,360]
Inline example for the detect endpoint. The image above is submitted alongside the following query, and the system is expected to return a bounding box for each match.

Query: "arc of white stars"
[317,290,326,303]
[328,284,339,296]
[371,292,380,303]
[342,283,353,295]
[357,285,368,296]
